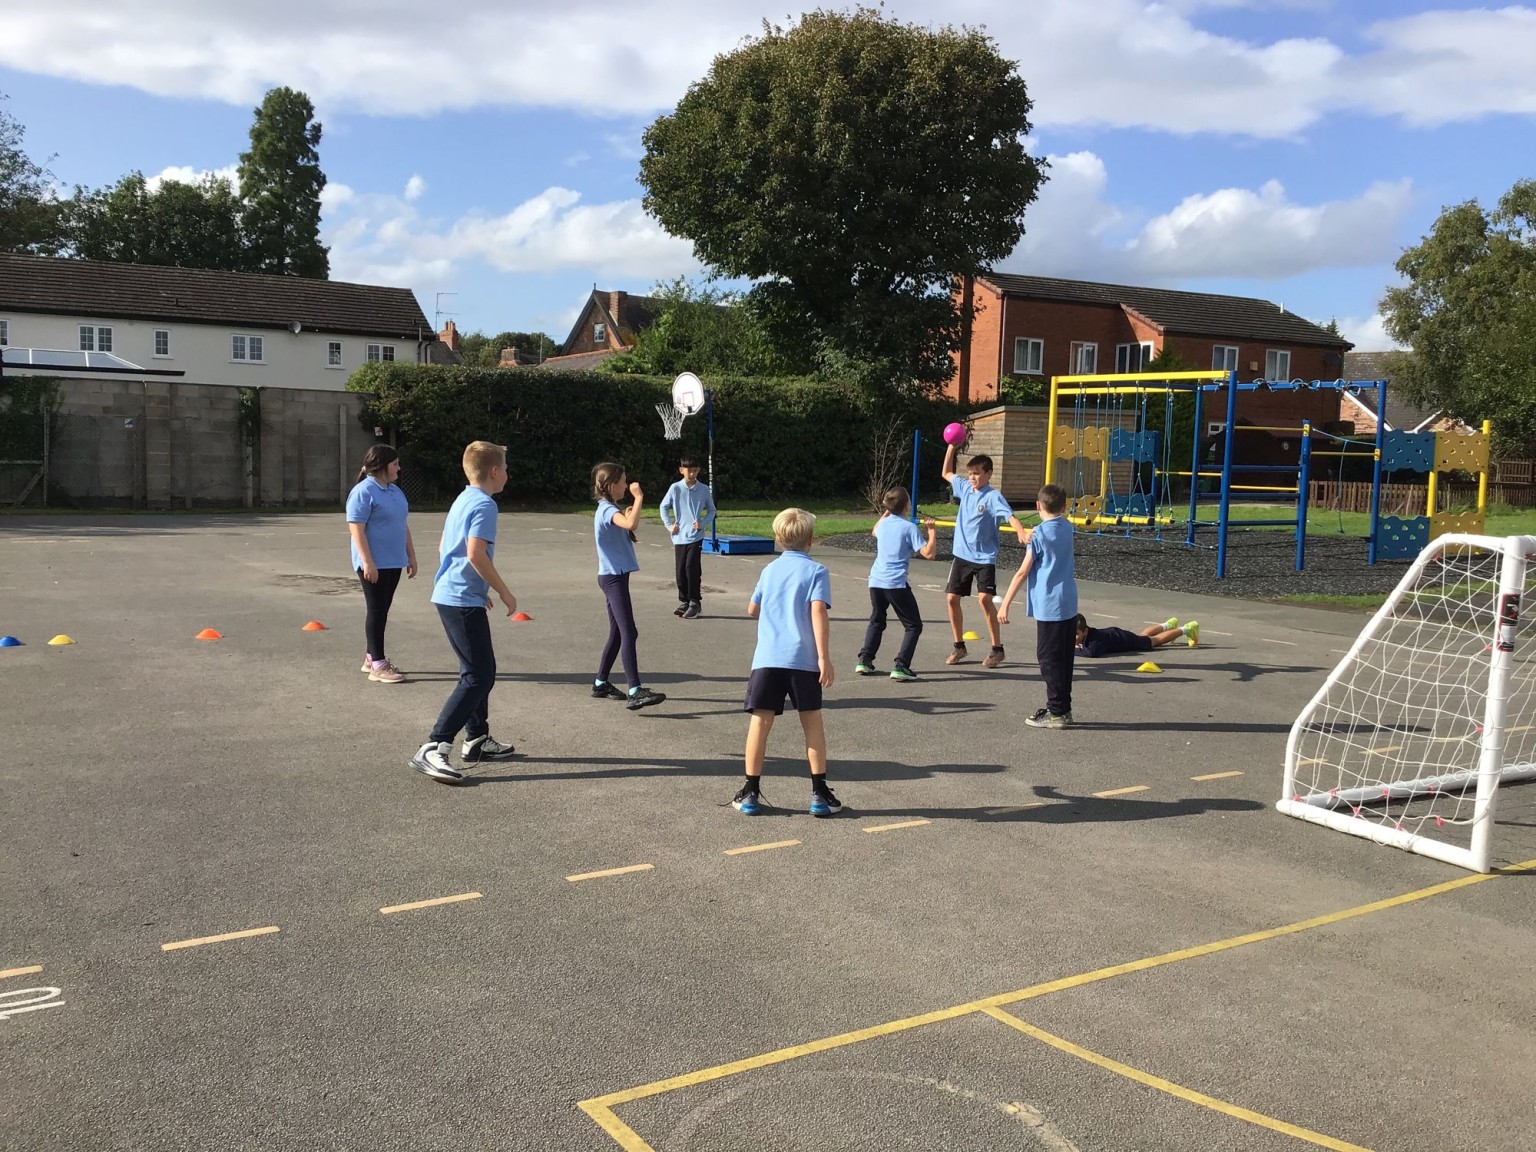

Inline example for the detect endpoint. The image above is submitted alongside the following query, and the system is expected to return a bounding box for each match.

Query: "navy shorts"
[743,667,824,715]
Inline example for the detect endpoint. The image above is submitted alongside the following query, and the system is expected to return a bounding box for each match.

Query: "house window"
[153,329,171,357]
[1208,422,1227,437]
[1265,349,1291,380]
[1212,345,1238,373]
[328,341,343,368]
[231,334,265,362]
[1114,342,1153,373]
[1013,337,1043,375]
[593,321,606,345]
[1069,341,1097,374]
[0,319,8,346]
[79,325,113,352]
[367,344,395,362]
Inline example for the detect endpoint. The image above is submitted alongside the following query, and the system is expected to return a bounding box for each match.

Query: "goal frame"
[1278,533,1536,872]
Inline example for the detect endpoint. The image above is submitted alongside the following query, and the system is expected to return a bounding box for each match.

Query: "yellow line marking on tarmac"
[0,965,43,980]
[576,859,1536,1151]
[161,926,280,952]
[984,803,1048,815]
[566,863,655,883]
[1365,745,1404,757]
[980,1007,1372,1151]
[380,892,482,915]
[1093,785,1150,798]
[1191,771,1244,781]
[863,819,932,834]
[724,839,800,857]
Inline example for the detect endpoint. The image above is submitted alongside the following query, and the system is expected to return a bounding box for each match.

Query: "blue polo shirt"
[432,486,498,608]
[595,500,639,575]
[345,477,410,570]
[749,550,832,671]
[949,475,1014,565]
[1026,515,1077,622]
[869,516,926,589]
[660,480,716,545]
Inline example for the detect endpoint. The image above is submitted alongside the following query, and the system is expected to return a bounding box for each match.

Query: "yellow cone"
[1137,660,1162,673]
[962,630,981,641]
[47,634,76,646]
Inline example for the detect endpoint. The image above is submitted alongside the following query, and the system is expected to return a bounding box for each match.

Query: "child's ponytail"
[357,443,399,484]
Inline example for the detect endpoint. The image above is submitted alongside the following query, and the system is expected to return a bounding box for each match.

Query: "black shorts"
[945,559,997,597]
[743,667,824,715]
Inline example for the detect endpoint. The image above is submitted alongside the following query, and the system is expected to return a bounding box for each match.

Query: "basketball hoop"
[656,401,690,440]
[658,371,706,440]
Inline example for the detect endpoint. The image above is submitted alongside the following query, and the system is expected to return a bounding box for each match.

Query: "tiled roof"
[0,253,432,339]
[1342,350,1436,430]
[611,294,662,342]
[536,348,620,372]
[980,272,1351,348]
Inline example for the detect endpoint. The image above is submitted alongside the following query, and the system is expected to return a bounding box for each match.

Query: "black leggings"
[597,572,641,688]
[358,567,403,661]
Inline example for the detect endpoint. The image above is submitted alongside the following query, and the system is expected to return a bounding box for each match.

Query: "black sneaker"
[682,602,701,619]
[461,734,516,762]
[673,603,688,617]
[592,681,627,700]
[732,783,763,814]
[626,687,667,711]
[809,783,843,817]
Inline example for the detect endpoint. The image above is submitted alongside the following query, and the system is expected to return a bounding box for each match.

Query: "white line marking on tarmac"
[0,986,64,1021]
[1259,637,1297,646]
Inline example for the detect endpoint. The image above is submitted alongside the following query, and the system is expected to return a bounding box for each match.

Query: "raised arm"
[918,517,938,560]
[611,482,644,531]
[941,442,958,483]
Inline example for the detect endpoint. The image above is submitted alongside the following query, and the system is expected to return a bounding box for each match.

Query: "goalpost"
[1278,533,1536,872]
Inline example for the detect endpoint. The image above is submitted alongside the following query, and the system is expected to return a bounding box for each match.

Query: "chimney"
[439,318,461,351]
[608,291,624,330]
[498,346,520,366]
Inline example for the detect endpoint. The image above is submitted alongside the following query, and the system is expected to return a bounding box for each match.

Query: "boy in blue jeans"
[733,508,840,817]
[940,443,1029,667]
[410,441,521,784]
[999,483,1078,728]
[659,455,716,619]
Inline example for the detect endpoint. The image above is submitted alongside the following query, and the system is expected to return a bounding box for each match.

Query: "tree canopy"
[458,330,559,367]
[64,171,246,270]
[604,278,793,377]
[238,86,329,278]
[1382,180,1536,455]
[0,94,64,254]
[639,7,1045,391]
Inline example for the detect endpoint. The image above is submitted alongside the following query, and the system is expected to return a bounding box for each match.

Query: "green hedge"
[348,364,962,503]
[0,376,58,462]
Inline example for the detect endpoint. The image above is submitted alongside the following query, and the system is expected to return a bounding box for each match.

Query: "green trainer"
[1185,621,1200,647]
[889,666,918,682]
[1163,616,1180,631]
[855,661,879,676]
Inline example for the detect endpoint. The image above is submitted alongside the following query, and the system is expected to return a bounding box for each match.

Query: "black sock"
[954,640,966,649]
[991,645,1004,653]
[744,774,760,793]
[811,774,831,795]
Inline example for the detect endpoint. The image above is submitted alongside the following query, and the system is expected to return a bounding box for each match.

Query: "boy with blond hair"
[411,441,520,784]
[734,508,840,817]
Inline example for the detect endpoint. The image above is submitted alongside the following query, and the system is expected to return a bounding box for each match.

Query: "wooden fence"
[1306,480,1536,515]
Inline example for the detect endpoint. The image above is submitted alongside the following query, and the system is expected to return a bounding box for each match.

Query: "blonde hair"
[462,441,506,483]
[772,507,816,551]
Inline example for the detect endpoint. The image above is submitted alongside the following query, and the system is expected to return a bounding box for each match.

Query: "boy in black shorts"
[733,508,839,817]
[940,442,1029,667]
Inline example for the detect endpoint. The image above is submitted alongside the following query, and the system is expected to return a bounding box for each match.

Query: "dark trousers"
[357,567,403,661]
[429,604,495,744]
[1036,617,1077,716]
[673,541,703,603]
[859,586,923,669]
[598,572,641,687]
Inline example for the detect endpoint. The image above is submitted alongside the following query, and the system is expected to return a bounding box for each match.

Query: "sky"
[2,0,1534,353]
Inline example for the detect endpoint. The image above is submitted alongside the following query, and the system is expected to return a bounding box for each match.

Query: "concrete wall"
[2,376,378,508]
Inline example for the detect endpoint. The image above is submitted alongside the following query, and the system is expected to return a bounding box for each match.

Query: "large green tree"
[64,171,246,269]
[0,94,64,253]
[639,7,1045,391]
[1382,180,1536,455]
[458,330,559,367]
[605,278,794,377]
[238,87,329,278]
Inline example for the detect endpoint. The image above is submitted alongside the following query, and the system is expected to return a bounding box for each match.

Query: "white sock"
[1177,625,1188,636]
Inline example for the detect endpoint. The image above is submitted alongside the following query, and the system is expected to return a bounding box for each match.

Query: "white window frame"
[1114,341,1154,374]
[1069,341,1098,374]
[231,334,265,363]
[153,329,171,358]
[1212,345,1238,373]
[366,343,396,363]
[327,341,344,368]
[0,319,9,346]
[593,321,606,345]
[1013,337,1043,375]
[79,325,113,353]
[1208,422,1227,437]
[1265,348,1291,380]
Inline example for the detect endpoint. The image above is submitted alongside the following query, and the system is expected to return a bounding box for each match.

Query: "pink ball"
[942,422,968,446]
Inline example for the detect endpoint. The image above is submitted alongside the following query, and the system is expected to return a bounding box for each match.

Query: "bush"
[347,364,963,503]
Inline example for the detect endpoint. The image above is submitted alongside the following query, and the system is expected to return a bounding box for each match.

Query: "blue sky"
[3,0,1535,351]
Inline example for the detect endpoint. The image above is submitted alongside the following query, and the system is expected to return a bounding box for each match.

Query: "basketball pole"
[706,387,718,549]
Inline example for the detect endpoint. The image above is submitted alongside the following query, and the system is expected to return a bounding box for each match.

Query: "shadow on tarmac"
[461,755,1007,787]
[853,784,1264,824]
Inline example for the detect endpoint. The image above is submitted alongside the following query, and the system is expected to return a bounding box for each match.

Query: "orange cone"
[302,621,328,631]
[512,611,532,622]
[195,628,223,640]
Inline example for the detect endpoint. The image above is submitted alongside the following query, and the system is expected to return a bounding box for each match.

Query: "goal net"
[1279,533,1536,872]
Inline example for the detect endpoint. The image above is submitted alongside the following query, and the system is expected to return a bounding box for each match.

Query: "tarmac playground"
[2,512,1533,1152]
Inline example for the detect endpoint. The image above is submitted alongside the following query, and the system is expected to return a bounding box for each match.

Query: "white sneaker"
[461,734,516,763]
[410,741,463,784]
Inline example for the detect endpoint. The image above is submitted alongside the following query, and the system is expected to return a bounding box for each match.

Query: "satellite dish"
[289,321,303,334]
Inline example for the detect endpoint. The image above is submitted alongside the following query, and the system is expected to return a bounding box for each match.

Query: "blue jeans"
[429,604,496,744]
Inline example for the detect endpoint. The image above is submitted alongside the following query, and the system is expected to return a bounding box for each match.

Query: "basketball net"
[656,402,690,440]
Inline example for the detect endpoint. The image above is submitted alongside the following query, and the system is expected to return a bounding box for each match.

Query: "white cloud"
[403,175,426,202]
[0,2,1533,134]
[145,163,238,192]
[1336,312,1403,352]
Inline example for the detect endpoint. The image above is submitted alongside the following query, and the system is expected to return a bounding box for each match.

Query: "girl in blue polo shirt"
[345,444,417,683]
[591,461,666,711]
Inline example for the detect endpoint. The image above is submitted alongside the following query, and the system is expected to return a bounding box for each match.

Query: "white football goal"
[1279,533,1536,872]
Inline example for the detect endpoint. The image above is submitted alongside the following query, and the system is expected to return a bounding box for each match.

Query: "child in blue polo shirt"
[410,441,521,785]
[734,508,839,817]
[856,486,938,681]
[345,443,417,684]
[999,483,1079,728]
[591,461,666,711]
[940,442,1029,668]
[660,454,716,619]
